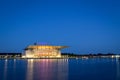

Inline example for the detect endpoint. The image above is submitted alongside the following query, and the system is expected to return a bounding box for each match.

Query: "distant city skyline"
[0,0,120,54]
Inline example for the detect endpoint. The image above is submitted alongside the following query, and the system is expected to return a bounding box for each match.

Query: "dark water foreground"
[0,58,120,80]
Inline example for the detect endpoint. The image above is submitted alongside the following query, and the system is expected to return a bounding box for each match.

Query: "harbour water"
[0,58,120,80]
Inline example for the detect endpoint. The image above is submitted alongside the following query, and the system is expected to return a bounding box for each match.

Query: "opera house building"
[22,44,68,58]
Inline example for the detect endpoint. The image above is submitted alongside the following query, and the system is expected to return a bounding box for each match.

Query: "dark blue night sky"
[0,0,120,54]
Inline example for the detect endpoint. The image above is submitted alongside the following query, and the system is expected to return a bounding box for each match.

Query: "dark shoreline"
[0,53,119,59]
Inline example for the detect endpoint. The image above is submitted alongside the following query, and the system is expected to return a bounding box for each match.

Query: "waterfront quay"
[0,53,120,59]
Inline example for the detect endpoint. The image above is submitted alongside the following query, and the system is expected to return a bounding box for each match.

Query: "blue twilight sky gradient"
[0,0,120,54]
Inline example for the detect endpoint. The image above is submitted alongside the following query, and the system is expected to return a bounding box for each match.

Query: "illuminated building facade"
[23,44,68,58]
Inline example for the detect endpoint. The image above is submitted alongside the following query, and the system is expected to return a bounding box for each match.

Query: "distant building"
[23,44,68,58]
[0,53,21,58]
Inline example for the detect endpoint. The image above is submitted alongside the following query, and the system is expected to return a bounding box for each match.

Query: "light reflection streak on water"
[13,59,16,80]
[57,59,68,80]
[3,59,8,80]
[26,59,34,80]
[116,58,120,80]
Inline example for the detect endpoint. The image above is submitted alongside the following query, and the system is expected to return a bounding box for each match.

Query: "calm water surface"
[0,58,120,80]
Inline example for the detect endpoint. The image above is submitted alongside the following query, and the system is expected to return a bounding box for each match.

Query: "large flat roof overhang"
[25,45,69,50]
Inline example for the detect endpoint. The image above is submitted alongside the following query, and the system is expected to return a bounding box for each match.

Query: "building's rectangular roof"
[25,45,68,50]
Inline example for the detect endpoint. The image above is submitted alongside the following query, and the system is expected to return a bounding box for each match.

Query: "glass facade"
[23,45,67,58]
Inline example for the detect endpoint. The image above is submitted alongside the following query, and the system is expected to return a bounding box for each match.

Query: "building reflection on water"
[2,58,119,80]
[26,59,68,80]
